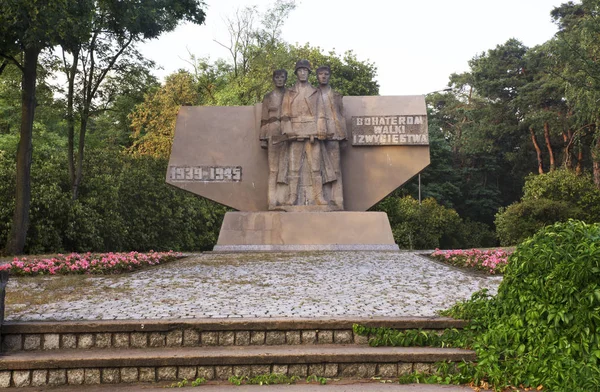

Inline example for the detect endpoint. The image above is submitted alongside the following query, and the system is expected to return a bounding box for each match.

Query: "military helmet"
[294,59,312,73]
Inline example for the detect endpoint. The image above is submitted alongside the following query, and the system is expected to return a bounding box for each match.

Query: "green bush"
[0,147,226,253]
[495,170,600,246]
[445,220,600,391]
[375,195,497,249]
[455,219,498,249]
[375,196,461,249]
[495,198,584,246]
[523,170,600,220]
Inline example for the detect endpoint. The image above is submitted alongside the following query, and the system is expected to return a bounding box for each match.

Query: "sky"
[139,0,566,96]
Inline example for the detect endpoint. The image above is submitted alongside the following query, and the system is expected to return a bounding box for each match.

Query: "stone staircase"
[0,317,474,388]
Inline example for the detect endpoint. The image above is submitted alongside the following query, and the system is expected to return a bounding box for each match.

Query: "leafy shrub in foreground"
[445,220,600,391]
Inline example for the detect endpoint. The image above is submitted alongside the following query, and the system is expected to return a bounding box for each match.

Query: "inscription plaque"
[351,115,428,146]
[169,166,242,182]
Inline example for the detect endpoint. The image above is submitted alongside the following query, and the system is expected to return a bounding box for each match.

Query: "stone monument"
[263,61,345,211]
[259,69,288,210]
[167,59,430,251]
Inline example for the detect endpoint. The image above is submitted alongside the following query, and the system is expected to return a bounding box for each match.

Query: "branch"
[0,53,24,73]
[89,35,134,99]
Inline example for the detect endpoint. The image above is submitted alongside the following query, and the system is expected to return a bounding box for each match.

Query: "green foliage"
[445,220,600,391]
[422,83,524,227]
[191,378,206,387]
[439,288,495,321]
[168,379,188,388]
[353,323,477,385]
[397,364,474,386]
[495,199,582,246]
[0,0,73,54]
[365,220,600,390]
[375,196,460,250]
[228,374,300,386]
[352,324,469,349]
[0,138,226,253]
[495,170,600,246]
[288,46,379,97]
[305,375,327,385]
[523,170,600,219]
[374,195,495,249]
[455,220,498,249]
[129,71,198,158]
[168,377,206,388]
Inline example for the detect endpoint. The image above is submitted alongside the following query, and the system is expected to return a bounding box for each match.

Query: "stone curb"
[0,345,476,370]
[2,317,467,334]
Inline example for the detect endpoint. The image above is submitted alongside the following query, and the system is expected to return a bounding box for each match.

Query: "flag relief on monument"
[167,60,430,251]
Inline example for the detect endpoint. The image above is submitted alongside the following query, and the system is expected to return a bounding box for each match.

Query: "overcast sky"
[139,0,566,96]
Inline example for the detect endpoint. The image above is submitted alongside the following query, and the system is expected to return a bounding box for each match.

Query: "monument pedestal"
[214,211,399,252]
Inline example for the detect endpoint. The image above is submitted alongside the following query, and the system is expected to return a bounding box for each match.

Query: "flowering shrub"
[430,248,511,274]
[0,251,182,276]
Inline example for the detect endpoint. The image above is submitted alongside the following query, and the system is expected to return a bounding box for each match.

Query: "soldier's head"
[294,59,311,82]
[316,66,331,86]
[273,69,287,87]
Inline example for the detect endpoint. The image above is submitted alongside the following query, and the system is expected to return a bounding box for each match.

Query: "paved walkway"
[5,252,501,322]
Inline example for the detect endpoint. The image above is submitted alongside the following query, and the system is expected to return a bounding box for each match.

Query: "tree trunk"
[530,127,544,174]
[544,122,555,172]
[72,115,87,200]
[593,125,600,189]
[576,141,583,175]
[4,48,39,255]
[66,48,79,190]
[562,129,573,169]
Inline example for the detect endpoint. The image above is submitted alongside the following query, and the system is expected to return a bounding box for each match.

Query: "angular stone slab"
[213,211,399,251]
[167,96,428,212]
[341,96,429,211]
[167,105,266,212]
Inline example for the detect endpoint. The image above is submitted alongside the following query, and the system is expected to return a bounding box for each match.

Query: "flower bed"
[0,251,182,276]
[430,248,511,275]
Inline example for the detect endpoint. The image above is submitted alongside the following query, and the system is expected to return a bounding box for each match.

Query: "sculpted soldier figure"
[279,59,339,209]
[315,65,346,209]
[260,69,288,209]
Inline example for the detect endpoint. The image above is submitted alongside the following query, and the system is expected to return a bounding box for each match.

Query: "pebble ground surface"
[5,251,502,321]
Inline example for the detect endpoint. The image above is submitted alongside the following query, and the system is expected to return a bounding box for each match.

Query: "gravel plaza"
[5,251,502,322]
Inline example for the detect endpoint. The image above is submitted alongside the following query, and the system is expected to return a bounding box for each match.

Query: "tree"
[519,43,569,173]
[0,0,206,254]
[59,0,207,199]
[130,1,379,157]
[129,71,198,158]
[0,0,75,255]
[551,0,600,188]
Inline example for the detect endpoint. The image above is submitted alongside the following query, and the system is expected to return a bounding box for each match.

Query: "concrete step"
[1,317,466,352]
[14,381,475,391]
[0,344,476,388]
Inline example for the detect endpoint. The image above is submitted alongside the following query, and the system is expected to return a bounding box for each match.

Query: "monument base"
[213,211,399,252]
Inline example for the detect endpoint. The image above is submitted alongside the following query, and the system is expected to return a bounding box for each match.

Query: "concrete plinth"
[213,211,399,252]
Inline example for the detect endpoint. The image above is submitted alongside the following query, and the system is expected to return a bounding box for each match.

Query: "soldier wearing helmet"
[279,59,329,207]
